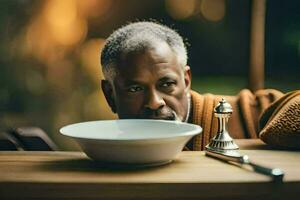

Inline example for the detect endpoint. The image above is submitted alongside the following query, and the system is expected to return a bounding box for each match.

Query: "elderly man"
[100,21,299,150]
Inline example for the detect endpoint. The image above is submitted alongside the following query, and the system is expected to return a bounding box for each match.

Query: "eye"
[127,85,143,93]
[161,81,176,88]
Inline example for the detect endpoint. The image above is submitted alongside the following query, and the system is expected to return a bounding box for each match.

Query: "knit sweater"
[187,89,285,150]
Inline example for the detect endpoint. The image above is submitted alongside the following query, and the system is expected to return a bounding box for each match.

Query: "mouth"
[138,107,181,121]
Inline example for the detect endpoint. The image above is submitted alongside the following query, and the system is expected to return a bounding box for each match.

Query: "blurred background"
[0,0,299,150]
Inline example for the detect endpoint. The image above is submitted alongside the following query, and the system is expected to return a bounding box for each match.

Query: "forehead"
[116,42,183,81]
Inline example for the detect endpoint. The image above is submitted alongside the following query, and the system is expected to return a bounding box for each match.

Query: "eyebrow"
[159,73,181,84]
[123,80,142,86]
[122,75,178,86]
[158,76,176,82]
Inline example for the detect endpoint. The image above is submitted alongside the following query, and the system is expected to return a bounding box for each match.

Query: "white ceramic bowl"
[60,119,202,165]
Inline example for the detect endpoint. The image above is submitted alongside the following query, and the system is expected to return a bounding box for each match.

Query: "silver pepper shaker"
[205,99,284,181]
[205,98,239,151]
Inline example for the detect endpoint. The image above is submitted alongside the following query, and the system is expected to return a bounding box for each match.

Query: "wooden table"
[0,139,300,200]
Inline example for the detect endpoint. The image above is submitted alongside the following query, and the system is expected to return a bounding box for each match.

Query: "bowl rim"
[60,119,202,141]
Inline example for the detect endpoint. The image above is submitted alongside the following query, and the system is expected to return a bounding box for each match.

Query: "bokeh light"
[44,0,87,46]
[165,0,196,20]
[5,0,116,149]
[80,39,105,84]
[200,0,226,22]
[77,0,113,19]
[1,0,298,150]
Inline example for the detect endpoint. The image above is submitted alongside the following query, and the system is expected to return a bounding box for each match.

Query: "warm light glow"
[77,0,112,19]
[44,0,77,28]
[80,38,117,120]
[44,0,87,46]
[25,18,51,60]
[165,0,196,20]
[50,18,87,46]
[80,39,106,84]
[23,0,89,63]
[24,17,62,63]
[200,0,226,22]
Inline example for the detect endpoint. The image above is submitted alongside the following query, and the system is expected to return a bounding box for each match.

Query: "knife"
[205,148,284,182]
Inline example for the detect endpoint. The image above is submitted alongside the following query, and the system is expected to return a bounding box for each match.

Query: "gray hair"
[100,21,188,82]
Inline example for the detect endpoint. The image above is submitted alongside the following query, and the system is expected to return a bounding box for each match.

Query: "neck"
[184,94,191,123]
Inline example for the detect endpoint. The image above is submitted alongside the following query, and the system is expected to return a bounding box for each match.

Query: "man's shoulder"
[190,88,284,102]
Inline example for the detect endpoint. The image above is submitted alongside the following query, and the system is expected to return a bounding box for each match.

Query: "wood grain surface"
[0,139,299,200]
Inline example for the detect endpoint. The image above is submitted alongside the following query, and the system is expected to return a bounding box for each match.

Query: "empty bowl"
[60,119,202,165]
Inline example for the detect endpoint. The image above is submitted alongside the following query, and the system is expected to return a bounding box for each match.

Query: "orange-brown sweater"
[187,89,284,150]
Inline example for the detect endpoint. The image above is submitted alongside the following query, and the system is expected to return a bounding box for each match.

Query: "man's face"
[102,42,191,121]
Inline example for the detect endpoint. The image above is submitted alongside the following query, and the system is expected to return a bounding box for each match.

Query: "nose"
[145,89,166,110]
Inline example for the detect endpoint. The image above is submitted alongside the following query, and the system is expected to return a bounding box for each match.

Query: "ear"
[101,80,117,113]
[184,65,191,92]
